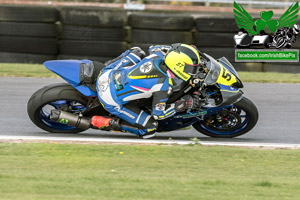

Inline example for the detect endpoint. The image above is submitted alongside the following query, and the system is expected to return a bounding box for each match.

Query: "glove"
[149,45,171,54]
[175,95,201,112]
[130,47,146,59]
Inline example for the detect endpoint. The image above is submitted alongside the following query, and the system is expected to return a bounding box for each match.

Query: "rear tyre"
[27,83,89,133]
[193,97,258,138]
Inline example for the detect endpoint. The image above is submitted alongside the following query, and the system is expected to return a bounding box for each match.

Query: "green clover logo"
[254,11,279,33]
[234,1,299,35]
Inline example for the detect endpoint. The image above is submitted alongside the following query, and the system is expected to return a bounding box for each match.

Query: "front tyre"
[192,97,258,138]
[27,83,89,133]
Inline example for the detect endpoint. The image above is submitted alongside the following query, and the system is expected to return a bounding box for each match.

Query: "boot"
[141,131,156,139]
[91,116,121,131]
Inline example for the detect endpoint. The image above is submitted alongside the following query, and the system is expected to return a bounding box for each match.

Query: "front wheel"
[192,97,258,138]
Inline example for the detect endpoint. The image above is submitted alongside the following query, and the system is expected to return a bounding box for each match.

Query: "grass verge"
[238,72,300,83]
[1,63,300,83]
[0,63,58,78]
[0,143,300,200]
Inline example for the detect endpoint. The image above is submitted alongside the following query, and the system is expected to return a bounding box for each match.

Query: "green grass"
[1,143,300,200]
[1,63,300,83]
[238,72,300,83]
[0,63,58,78]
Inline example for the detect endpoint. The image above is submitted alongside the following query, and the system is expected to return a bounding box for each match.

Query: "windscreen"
[203,54,221,85]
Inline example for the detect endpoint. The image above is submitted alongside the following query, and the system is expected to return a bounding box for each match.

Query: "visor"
[183,63,199,75]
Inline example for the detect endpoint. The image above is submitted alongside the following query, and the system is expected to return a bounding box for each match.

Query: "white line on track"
[1,135,300,149]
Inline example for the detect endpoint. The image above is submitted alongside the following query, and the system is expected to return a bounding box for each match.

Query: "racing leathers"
[96,46,177,136]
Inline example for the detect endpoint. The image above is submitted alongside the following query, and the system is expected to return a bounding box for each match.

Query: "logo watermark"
[235,49,299,62]
[233,1,300,63]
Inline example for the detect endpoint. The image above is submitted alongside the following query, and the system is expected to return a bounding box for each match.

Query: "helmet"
[293,24,300,35]
[164,43,200,81]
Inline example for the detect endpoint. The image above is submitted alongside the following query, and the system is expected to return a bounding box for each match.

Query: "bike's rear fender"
[44,60,97,97]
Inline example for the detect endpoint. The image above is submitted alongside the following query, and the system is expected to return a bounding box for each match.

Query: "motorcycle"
[271,26,299,49]
[27,53,258,138]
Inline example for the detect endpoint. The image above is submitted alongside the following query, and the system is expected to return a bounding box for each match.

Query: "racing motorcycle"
[27,52,258,138]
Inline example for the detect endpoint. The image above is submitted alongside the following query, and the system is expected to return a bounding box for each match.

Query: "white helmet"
[293,24,300,35]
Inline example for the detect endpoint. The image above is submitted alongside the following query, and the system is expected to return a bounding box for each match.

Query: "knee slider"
[135,116,158,132]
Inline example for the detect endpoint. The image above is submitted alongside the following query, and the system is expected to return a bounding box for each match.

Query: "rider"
[91,43,201,138]
[271,24,300,48]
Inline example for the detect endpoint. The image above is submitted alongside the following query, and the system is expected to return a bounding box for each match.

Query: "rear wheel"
[192,97,258,138]
[27,83,89,133]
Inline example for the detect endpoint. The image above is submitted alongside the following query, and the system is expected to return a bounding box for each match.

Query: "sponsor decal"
[174,110,207,119]
[114,58,129,69]
[176,61,185,69]
[59,119,69,124]
[98,75,110,93]
[155,102,166,111]
[167,86,172,95]
[114,107,135,119]
[233,1,299,62]
[146,127,156,132]
[121,71,128,85]
[174,68,189,80]
[140,62,153,73]
[128,61,158,79]
[113,72,124,91]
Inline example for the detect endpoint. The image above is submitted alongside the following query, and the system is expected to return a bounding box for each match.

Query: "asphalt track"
[0,77,300,146]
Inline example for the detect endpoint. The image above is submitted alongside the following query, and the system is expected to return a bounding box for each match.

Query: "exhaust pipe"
[50,110,90,130]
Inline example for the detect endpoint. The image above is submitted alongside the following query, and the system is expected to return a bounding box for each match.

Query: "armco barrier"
[0,5,299,72]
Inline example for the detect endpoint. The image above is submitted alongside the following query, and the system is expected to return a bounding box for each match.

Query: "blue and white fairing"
[44,60,97,96]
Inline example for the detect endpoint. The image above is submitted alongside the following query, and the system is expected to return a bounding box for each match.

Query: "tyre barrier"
[59,40,128,57]
[128,13,194,31]
[194,32,234,47]
[58,7,127,61]
[0,4,298,73]
[195,17,238,33]
[60,7,126,28]
[61,25,126,41]
[128,13,194,60]
[0,5,58,64]
[0,5,58,22]
[130,29,193,44]
[0,22,57,38]
[0,52,56,64]
[57,55,114,64]
[0,36,58,55]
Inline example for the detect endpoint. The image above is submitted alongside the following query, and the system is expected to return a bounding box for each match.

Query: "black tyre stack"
[59,7,128,63]
[0,5,58,63]
[128,13,194,53]
[194,17,238,63]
